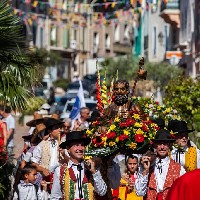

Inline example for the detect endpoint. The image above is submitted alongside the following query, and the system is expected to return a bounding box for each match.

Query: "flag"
[69,80,86,120]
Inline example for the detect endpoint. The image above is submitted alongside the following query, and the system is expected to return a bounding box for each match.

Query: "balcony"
[113,42,132,54]
[160,0,180,28]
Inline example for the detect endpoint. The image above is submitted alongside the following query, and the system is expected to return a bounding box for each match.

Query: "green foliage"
[32,48,62,67]
[0,152,15,199]
[164,76,200,126]
[0,183,6,199]
[53,78,70,91]
[22,97,46,115]
[0,2,44,111]
[100,55,182,88]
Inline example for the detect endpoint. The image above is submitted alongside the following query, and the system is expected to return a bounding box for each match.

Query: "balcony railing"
[161,0,180,12]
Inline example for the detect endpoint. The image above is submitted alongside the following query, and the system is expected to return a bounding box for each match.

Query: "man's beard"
[114,94,129,106]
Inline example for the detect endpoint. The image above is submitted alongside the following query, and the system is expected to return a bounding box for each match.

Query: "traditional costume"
[135,130,186,200]
[168,120,200,171]
[51,131,107,200]
[31,118,64,188]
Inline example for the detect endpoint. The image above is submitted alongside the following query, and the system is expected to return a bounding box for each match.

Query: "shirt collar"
[68,159,84,169]
[156,156,170,165]
[20,180,33,186]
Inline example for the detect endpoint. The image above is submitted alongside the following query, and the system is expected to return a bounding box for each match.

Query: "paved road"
[13,117,29,159]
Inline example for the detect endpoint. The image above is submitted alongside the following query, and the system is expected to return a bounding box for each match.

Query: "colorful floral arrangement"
[85,113,159,152]
[86,65,182,155]
[85,96,182,154]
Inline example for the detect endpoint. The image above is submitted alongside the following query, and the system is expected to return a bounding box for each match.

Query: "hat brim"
[152,139,175,143]
[46,121,65,130]
[22,135,33,141]
[175,129,195,134]
[26,119,44,127]
[59,138,91,149]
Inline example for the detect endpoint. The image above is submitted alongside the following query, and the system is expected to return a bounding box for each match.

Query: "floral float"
[85,59,181,156]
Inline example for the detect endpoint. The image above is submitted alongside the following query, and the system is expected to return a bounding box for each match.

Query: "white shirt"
[135,156,186,196]
[3,114,15,147]
[171,145,200,169]
[154,157,185,192]
[13,181,48,200]
[51,160,107,199]
[71,118,89,130]
[31,138,59,173]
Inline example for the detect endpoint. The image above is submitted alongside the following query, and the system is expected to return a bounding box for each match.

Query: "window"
[124,24,130,40]
[105,34,111,50]
[153,26,157,56]
[114,24,120,42]
[94,32,99,52]
[40,27,43,48]
[50,26,57,46]
[164,25,168,51]
[82,27,85,50]
[63,27,70,48]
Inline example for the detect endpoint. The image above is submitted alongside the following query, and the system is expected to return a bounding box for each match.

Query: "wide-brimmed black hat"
[152,118,165,129]
[44,118,64,130]
[152,129,175,142]
[167,120,194,134]
[26,113,44,127]
[59,131,91,149]
[22,134,33,141]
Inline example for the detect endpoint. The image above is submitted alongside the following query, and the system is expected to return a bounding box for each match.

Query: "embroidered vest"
[40,140,53,170]
[60,163,94,200]
[185,146,197,172]
[145,159,181,200]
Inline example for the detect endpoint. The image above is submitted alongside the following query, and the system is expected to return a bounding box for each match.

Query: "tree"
[100,55,182,89]
[163,76,200,127]
[0,2,43,111]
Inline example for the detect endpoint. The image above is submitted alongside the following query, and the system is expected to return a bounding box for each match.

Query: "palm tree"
[0,1,42,110]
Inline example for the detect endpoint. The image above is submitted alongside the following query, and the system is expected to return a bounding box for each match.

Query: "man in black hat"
[168,119,200,172]
[135,129,186,200]
[31,118,64,184]
[51,131,107,199]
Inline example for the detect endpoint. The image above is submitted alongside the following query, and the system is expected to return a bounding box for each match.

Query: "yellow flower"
[145,103,149,108]
[157,106,161,110]
[133,114,140,119]
[115,137,119,143]
[86,129,92,136]
[114,117,120,122]
[84,155,92,160]
[129,142,137,150]
[123,130,130,135]
[165,108,171,113]
[136,128,144,135]
[110,124,116,131]
[134,122,142,128]
[102,137,107,142]
[109,142,116,147]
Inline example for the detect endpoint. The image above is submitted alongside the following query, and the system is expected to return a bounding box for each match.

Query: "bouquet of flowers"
[131,96,181,124]
[85,112,159,153]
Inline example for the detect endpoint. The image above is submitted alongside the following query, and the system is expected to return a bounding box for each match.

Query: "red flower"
[171,134,175,139]
[120,122,127,128]
[155,101,159,105]
[135,134,144,143]
[118,134,129,141]
[107,131,116,139]
[142,124,149,132]
[126,119,135,126]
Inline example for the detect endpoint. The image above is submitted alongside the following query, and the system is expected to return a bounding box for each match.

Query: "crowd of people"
[0,79,200,200]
